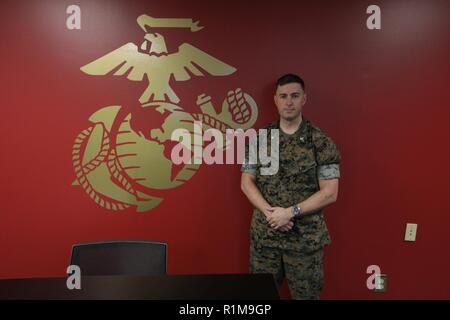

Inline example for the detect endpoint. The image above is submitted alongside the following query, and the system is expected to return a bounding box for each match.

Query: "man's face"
[274,82,307,122]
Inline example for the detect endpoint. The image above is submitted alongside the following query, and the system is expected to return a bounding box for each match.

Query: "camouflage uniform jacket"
[249,119,340,253]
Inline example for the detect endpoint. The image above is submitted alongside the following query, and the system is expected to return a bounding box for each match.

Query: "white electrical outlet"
[404,223,418,241]
[374,274,388,292]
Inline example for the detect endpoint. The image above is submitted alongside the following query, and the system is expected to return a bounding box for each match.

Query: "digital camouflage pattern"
[250,119,340,252]
[250,241,324,300]
[244,118,340,299]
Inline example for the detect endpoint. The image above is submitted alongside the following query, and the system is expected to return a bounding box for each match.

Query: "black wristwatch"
[292,205,301,218]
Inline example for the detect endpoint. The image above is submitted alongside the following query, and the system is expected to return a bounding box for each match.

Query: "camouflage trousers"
[250,240,324,300]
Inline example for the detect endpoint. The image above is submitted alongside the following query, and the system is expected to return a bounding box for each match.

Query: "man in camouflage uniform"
[241,74,340,300]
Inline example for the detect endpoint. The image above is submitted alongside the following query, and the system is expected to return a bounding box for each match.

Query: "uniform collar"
[277,118,308,138]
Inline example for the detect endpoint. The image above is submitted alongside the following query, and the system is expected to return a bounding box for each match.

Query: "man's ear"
[302,93,307,106]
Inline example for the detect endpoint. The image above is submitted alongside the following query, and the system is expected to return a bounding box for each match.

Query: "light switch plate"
[404,223,417,241]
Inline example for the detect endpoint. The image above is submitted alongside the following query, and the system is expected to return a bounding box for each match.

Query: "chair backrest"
[70,240,167,276]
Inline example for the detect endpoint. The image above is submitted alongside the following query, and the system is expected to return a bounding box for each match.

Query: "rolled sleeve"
[241,161,257,175]
[318,164,340,180]
[241,134,258,175]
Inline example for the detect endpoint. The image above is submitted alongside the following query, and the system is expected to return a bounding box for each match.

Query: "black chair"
[70,240,167,276]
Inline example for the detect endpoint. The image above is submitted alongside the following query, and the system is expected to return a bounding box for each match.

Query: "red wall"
[1,0,449,299]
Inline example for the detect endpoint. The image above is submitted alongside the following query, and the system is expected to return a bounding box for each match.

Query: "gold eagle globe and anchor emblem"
[72,14,258,212]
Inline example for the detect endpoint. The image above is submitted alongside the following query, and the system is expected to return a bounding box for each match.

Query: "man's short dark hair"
[276,73,305,91]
